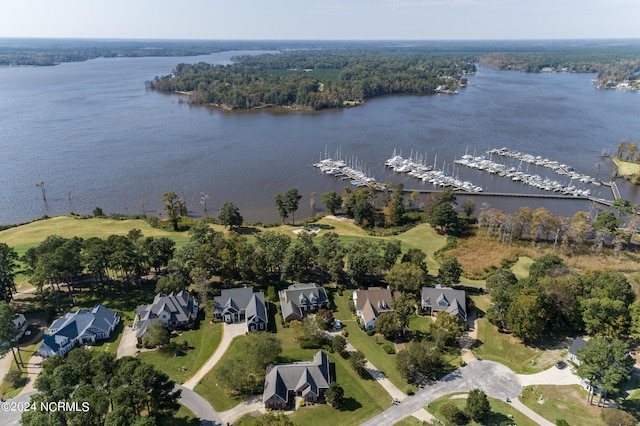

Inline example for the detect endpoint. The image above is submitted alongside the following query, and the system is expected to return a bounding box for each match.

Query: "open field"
[612,157,640,177]
[472,295,560,374]
[447,232,521,280]
[140,321,222,385]
[511,256,534,279]
[521,385,605,426]
[426,392,538,426]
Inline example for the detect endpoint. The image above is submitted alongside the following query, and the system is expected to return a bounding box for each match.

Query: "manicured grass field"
[346,323,413,393]
[426,392,538,426]
[159,403,201,426]
[393,416,426,426]
[289,351,390,426]
[194,335,251,412]
[87,320,124,356]
[612,157,640,177]
[520,385,605,426]
[511,256,534,279]
[140,321,222,384]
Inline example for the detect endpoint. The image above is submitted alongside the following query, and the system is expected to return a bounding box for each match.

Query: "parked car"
[555,361,567,369]
[334,320,342,330]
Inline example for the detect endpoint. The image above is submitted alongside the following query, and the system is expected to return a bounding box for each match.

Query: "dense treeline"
[148,51,475,110]
[477,44,640,86]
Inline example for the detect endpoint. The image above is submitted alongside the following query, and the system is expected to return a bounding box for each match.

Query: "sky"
[1,0,639,40]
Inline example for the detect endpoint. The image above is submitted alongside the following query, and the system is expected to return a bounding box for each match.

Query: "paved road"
[175,385,223,426]
[360,360,522,426]
[2,390,37,426]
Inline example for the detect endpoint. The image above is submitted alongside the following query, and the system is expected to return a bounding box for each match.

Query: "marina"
[313,147,619,209]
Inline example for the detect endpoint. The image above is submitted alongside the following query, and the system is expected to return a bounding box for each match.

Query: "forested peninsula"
[147,51,476,110]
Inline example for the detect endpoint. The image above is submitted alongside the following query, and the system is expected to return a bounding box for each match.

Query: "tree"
[576,338,633,406]
[433,311,465,348]
[581,297,630,339]
[285,188,302,225]
[143,321,169,348]
[162,192,181,231]
[428,189,459,234]
[0,243,18,302]
[255,231,291,275]
[381,239,402,271]
[321,191,342,215]
[440,401,465,424]
[375,312,400,340]
[506,292,548,343]
[332,335,347,355]
[392,293,416,337]
[529,254,567,280]
[396,340,441,384]
[256,412,295,426]
[155,274,185,295]
[215,357,254,393]
[218,201,243,229]
[350,350,368,377]
[317,232,345,282]
[400,248,428,273]
[386,262,426,294]
[324,382,345,409]
[593,211,621,233]
[244,332,282,371]
[0,301,21,369]
[35,181,46,202]
[466,389,491,421]
[485,268,519,329]
[347,239,380,286]
[438,257,462,286]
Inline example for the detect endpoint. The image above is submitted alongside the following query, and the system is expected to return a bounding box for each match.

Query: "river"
[1,50,639,226]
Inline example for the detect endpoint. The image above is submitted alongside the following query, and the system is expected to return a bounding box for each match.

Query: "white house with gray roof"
[279,283,328,323]
[133,290,199,344]
[39,304,120,358]
[421,285,467,322]
[213,287,268,332]
[263,351,332,410]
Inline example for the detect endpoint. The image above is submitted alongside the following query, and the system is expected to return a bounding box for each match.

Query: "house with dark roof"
[352,287,400,330]
[133,290,199,344]
[568,336,587,365]
[38,304,120,358]
[263,351,332,410]
[279,283,329,323]
[421,285,467,322]
[213,287,268,332]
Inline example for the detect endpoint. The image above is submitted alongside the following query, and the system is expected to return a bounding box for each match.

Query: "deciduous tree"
[218,201,243,229]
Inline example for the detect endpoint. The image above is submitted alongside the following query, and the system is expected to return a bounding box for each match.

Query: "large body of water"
[1,51,640,226]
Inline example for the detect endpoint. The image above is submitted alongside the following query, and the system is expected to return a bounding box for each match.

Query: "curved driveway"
[360,360,522,426]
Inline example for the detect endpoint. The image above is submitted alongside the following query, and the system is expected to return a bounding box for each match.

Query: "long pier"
[399,188,615,207]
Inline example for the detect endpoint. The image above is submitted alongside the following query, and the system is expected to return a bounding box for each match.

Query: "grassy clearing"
[426,392,538,426]
[393,416,426,426]
[472,295,556,374]
[511,256,534,279]
[194,335,251,412]
[158,403,201,426]
[521,385,605,426]
[346,325,413,392]
[140,321,222,385]
[612,157,640,177]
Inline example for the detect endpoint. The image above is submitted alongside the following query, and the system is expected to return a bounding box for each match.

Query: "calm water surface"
[1,53,640,225]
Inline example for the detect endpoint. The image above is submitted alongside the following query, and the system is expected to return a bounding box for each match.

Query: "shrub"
[5,370,23,387]
[406,388,414,396]
[439,401,465,425]
[366,329,375,336]
[382,344,396,354]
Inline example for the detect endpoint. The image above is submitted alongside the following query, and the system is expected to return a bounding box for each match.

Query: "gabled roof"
[353,288,399,325]
[263,351,331,404]
[568,336,587,356]
[246,293,267,323]
[278,283,328,322]
[40,304,119,355]
[214,287,255,314]
[135,291,198,337]
[421,285,467,321]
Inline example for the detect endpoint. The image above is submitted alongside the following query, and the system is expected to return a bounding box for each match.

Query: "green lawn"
[612,157,640,177]
[393,416,427,426]
[87,320,125,356]
[426,392,538,426]
[157,403,201,426]
[194,335,251,412]
[290,351,390,426]
[328,288,355,322]
[346,324,414,393]
[520,385,605,426]
[140,321,222,384]
[511,256,534,280]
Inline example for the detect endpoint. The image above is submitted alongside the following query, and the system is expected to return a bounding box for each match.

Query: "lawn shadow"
[339,397,362,412]
[236,226,261,235]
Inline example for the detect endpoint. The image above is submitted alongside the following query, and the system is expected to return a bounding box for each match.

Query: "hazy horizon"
[2,1,639,41]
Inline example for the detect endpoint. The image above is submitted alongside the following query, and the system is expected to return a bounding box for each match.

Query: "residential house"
[352,287,400,330]
[263,351,332,410]
[38,304,120,358]
[133,290,199,344]
[568,337,587,365]
[279,283,329,323]
[1,314,28,348]
[213,287,268,332]
[421,285,467,322]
